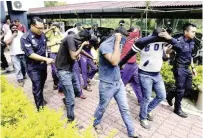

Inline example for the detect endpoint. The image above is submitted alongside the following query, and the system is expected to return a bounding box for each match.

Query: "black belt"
[175,64,189,69]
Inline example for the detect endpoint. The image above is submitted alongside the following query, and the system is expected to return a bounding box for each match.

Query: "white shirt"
[139,42,166,72]
[6,31,24,55]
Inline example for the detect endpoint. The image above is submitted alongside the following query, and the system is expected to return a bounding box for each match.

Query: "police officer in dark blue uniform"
[21,17,55,110]
[162,23,197,118]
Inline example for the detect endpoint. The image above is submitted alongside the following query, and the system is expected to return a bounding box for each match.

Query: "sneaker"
[147,113,153,121]
[18,79,24,87]
[140,120,151,129]
[129,134,142,138]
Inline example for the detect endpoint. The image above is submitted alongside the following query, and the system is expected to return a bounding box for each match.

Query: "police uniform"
[167,36,194,112]
[21,30,47,110]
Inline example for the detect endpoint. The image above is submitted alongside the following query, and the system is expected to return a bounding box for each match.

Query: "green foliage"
[44,1,67,7]
[161,62,203,91]
[1,77,116,138]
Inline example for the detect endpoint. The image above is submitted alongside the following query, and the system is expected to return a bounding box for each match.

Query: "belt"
[175,64,189,69]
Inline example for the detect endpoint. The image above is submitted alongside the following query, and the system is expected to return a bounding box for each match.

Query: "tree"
[44,1,67,7]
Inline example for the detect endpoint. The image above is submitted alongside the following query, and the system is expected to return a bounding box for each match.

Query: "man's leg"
[27,69,44,110]
[50,53,59,90]
[121,63,134,86]
[174,68,188,118]
[80,56,88,88]
[93,81,115,126]
[139,73,153,129]
[114,80,135,137]
[87,58,98,80]
[58,70,75,121]
[130,64,142,103]
[147,73,166,113]
[11,55,24,85]
[1,50,9,70]
[73,61,86,98]
[19,54,27,78]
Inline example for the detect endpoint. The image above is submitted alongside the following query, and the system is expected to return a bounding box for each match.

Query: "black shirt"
[56,34,82,71]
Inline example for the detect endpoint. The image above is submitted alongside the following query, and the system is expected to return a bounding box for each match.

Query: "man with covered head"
[55,29,91,122]
[93,26,141,138]
[119,28,176,129]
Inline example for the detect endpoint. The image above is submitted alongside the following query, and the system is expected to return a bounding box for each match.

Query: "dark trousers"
[79,55,98,88]
[28,68,47,110]
[167,67,192,111]
[73,61,83,96]
[120,63,143,103]
[50,53,63,91]
[1,48,9,69]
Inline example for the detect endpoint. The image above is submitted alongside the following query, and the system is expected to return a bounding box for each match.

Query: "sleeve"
[66,37,76,51]
[169,38,181,52]
[20,36,34,56]
[131,35,158,53]
[119,49,136,67]
[100,45,113,55]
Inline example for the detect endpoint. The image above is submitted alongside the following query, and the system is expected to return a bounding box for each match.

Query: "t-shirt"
[55,34,81,71]
[6,31,24,55]
[99,35,121,83]
[121,31,140,63]
[139,41,166,72]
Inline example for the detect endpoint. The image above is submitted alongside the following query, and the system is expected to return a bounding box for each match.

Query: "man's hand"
[192,68,197,76]
[158,31,172,40]
[45,58,55,64]
[81,41,89,47]
[13,32,18,37]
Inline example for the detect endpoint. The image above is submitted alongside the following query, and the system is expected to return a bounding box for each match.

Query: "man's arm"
[191,57,197,76]
[119,35,158,67]
[5,32,17,45]
[21,36,54,64]
[103,33,121,66]
[69,41,89,60]
[81,50,94,60]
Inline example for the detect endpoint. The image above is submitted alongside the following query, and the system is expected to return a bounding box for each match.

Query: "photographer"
[5,23,26,86]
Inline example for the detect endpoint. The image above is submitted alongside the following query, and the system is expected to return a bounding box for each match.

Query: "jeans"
[139,73,166,120]
[11,54,27,81]
[58,69,81,121]
[93,79,135,137]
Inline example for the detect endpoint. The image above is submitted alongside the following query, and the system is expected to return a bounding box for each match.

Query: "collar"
[183,35,193,43]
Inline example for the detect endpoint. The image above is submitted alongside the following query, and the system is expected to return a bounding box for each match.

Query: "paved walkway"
[2,51,203,138]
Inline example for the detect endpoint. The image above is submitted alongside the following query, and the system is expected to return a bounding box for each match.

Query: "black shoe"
[166,97,173,106]
[23,75,27,79]
[174,109,188,118]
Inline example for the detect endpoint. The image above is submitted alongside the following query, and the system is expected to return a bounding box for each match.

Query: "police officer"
[21,17,55,110]
[161,23,197,118]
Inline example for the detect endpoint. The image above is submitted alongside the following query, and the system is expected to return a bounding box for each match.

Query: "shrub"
[1,77,116,138]
[161,62,203,101]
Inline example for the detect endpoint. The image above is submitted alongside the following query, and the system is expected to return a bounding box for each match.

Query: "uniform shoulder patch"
[22,32,30,39]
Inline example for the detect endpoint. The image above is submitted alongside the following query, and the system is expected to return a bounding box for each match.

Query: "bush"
[161,62,203,101]
[1,77,116,138]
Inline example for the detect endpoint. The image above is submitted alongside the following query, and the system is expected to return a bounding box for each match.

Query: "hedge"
[1,77,116,138]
